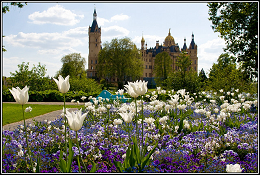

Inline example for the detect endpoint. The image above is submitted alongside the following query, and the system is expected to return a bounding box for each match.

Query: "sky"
[2,1,227,78]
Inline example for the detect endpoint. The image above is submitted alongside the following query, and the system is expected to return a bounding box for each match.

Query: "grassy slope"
[2,103,81,125]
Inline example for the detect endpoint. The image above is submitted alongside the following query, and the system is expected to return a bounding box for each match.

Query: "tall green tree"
[207,2,258,81]
[206,53,255,93]
[165,50,200,93]
[198,68,208,91]
[97,37,143,89]
[9,62,54,91]
[176,50,192,88]
[154,51,172,87]
[56,53,86,79]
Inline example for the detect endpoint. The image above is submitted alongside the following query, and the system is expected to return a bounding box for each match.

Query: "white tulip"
[53,75,70,94]
[66,109,88,131]
[9,86,29,105]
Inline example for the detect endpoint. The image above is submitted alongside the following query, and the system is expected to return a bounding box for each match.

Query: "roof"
[90,20,99,32]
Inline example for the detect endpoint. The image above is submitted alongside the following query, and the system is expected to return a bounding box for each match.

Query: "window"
[195,60,196,64]
[145,73,147,77]
[194,66,196,71]
[96,44,97,47]
[95,60,97,64]
[91,60,93,64]
[96,39,97,42]
[146,65,147,69]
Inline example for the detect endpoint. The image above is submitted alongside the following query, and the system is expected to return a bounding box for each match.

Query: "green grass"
[2,103,82,126]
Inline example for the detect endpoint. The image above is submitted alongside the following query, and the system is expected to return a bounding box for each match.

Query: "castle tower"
[187,33,198,72]
[87,7,101,78]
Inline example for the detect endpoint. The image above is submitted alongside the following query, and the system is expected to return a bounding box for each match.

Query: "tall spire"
[168,28,171,36]
[93,5,97,21]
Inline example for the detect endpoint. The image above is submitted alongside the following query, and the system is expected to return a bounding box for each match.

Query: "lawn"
[2,103,81,125]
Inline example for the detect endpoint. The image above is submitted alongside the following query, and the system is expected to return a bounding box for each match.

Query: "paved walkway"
[2,102,81,131]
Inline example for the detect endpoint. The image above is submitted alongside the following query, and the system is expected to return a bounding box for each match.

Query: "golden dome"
[141,36,145,42]
[164,28,175,46]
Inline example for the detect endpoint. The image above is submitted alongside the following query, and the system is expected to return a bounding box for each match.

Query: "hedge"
[2,89,101,102]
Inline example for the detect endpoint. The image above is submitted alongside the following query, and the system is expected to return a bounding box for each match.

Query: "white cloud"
[197,38,226,74]
[4,31,85,55]
[97,14,129,26]
[28,5,84,26]
[102,25,130,38]
[110,14,130,22]
[97,17,109,26]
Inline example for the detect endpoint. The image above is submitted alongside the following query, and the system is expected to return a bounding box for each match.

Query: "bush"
[2,89,102,102]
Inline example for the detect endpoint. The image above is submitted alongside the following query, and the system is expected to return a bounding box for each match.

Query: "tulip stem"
[134,98,138,145]
[22,105,32,170]
[76,131,81,172]
[63,93,67,165]
[141,96,144,158]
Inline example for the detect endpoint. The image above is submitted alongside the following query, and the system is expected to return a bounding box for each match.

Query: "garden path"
[2,102,79,131]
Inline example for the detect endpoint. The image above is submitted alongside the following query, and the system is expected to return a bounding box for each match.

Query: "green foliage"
[8,62,56,91]
[2,2,27,14]
[166,69,200,94]
[154,51,172,86]
[59,139,74,173]
[198,68,208,90]
[97,37,143,89]
[114,136,158,172]
[2,89,101,102]
[207,2,258,80]
[205,53,256,93]
[69,77,103,94]
[56,53,86,79]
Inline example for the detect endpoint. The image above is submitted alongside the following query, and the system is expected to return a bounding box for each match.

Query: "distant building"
[87,7,101,79]
[141,29,198,79]
[87,8,198,86]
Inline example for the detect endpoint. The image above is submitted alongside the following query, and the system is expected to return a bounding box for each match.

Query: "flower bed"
[2,78,258,173]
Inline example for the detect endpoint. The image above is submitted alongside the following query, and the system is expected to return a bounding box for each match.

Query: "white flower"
[71,99,76,103]
[129,80,148,96]
[226,164,243,173]
[18,149,24,157]
[144,117,155,125]
[113,118,123,125]
[9,86,29,105]
[118,89,124,96]
[122,153,126,159]
[81,96,87,101]
[53,75,70,94]
[25,106,32,113]
[65,109,88,131]
[118,111,134,123]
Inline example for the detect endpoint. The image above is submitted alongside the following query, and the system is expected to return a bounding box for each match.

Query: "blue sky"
[2,1,226,78]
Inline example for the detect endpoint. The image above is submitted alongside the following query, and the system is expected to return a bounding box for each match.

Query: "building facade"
[141,29,198,79]
[87,7,101,79]
[87,8,198,84]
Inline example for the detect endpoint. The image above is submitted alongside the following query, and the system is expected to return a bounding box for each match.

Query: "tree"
[2,2,27,52]
[198,68,208,90]
[154,51,172,87]
[206,53,255,93]
[97,37,143,89]
[176,50,192,88]
[207,2,258,81]
[56,53,86,79]
[9,62,54,91]
[2,2,27,14]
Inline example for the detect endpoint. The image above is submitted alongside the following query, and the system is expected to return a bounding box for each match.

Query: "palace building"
[87,8,198,86]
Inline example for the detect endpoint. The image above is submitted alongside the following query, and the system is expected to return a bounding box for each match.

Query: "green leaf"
[141,142,158,171]
[59,150,67,173]
[36,156,41,173]
[90,160,97,173]
[67,139,74,173]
